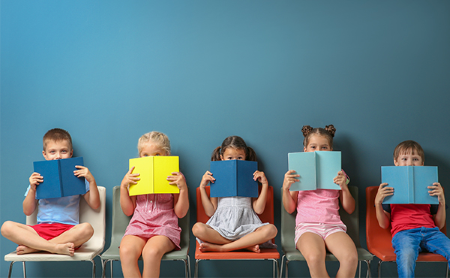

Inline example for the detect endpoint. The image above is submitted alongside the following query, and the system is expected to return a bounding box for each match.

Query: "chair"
[280,186,373,278]
[366,186,449,278]
[4,186,106,278]
[194,186,280,278]
[100,186,191,278]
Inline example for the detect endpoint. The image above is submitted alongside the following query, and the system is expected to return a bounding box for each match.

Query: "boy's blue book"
[33,157,86,199]
[382,166,439,204]
[288,151,341,191]
[209,160,258,198]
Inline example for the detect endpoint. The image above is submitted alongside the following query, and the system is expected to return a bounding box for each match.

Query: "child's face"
[220,147,246,161]
[42,139,73,160]
[139,143,167,157]
[394,151,424,166]
[304,135,332,152]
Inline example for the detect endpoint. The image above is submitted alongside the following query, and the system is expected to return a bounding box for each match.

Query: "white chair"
[4,186,106,278]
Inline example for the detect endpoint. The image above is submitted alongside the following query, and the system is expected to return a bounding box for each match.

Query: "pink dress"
[124,193,181,250]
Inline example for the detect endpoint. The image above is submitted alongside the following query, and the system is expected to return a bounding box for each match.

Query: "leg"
[199,224,277,252]
[325,232,358,278]
[192,222,232,245]
[421,228,450,269]
[120,235,146,278]
[141,235,175,278]
[392,228,421,278]
[297,232,329,278]
[1,221,74,255]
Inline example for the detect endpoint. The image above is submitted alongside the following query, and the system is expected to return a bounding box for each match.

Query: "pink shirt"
[295,189,343,225]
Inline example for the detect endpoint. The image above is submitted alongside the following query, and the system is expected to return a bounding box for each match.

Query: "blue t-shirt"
[24,180,90,225]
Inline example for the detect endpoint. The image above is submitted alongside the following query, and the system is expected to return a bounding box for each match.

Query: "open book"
[288,151,341,191]
[382,166,438,204]
[128,156,180,196]
[34,157,86,199]
[209,160,258,198]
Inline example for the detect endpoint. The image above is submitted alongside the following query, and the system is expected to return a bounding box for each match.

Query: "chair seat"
[195,242,279,260]
[282,247,373,262]
[4,244,103,262]
[369,246,448,262]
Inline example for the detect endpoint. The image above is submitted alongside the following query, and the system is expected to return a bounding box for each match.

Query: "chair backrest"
[281,186,361,251]
[26,186,106,249]
[365,186,446,252]
[196,185,274,225]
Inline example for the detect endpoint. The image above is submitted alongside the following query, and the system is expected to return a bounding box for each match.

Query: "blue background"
[1,1,450,277]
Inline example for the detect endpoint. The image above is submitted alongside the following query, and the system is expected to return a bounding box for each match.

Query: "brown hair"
[393,140,424,162]
[301,125,336,148]
[211,136,257,161]
[138,131,171,155]
[43,128,72,151]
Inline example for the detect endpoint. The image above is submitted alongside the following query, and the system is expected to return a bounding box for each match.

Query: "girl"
[192,136,277,252]
[119,131,189,278]
[282,125,358,278]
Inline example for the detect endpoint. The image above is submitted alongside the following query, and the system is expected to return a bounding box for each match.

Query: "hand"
[200,171,215,189]
[253,170,268,185]
[375,183,394,205]
[29,172,43,191]
[121,167,140,189]
[167,172,188,191]
[283,170,299,191]
[74,166,94,183]
[428,182,445,205]
[333,170,348,190]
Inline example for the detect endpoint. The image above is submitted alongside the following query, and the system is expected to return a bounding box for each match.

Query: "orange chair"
[366,186,449,278]
[194,186,280,278]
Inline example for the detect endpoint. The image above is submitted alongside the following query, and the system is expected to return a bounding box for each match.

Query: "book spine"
[58,160,64,197]
[408,166,414,203]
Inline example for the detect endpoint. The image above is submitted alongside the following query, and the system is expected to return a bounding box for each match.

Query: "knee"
[1,221,15,238]
[78,223,94,239]
[142,245,164,262]
[262,224,278,239]
[192,223,206,238]
[304,252,324,267]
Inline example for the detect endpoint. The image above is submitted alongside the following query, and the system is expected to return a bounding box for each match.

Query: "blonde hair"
[137,131,171,155]
[43,128,72,151]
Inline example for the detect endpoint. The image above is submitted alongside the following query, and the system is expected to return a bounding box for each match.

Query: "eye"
[155,153,161,156]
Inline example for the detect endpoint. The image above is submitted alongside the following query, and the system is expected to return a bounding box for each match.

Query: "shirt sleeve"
[430,204,439,215]
[382,204,391,212]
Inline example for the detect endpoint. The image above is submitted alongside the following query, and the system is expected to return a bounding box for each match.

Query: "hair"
[393,140,424,162]
[137,131,171,155]
[43,128,73,151]
[211,136,257,162]
[301,125,336,148]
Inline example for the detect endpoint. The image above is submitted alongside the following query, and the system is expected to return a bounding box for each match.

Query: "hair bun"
[301,125,313,137]
[325,125,336,137]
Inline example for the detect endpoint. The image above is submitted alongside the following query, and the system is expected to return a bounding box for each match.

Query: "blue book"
[209,160,258,198]
[382,166,438,204]
[288,151,341,191]
[33,157,86,199]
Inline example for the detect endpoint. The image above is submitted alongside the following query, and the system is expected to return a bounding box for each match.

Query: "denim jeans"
[392,227,450,278]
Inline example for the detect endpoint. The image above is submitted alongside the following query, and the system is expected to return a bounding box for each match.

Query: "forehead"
[44,139,71,150]
[398,148,420,156]
[139,142,166,154]
[222,147,246,156]
[307,135,330,145]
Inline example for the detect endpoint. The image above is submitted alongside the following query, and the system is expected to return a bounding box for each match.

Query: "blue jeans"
[392,227,450,278]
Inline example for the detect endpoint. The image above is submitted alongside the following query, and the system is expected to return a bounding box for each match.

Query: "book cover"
[382,166,439,204]
[128,156,180,196]
[288,151,341,191]
[210,160,258,198]
[34,157,86,199]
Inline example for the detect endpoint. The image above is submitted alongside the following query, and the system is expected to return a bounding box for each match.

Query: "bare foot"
[199,242,223,252]
[54,243,75,256]
[245,244,260,253]
[16,245,39,255]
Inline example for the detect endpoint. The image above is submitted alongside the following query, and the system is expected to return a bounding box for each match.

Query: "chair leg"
[187,256,191,278]
[101,259,109,278]
[91,259,96,278]
[285,260,289,278]
[22,262,26,278]
[183,258,189,278]
[359,261,361,278]
[364,260,371,278]
[272,259,279,278]
[7,261,15,278]
[194,259,200,278]
[377,260,383,278]
[446,262,449,278]
[279,255,285,278]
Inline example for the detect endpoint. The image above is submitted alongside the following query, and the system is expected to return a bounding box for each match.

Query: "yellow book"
[128,156,180,196]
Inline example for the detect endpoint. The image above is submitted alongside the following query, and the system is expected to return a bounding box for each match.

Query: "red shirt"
[387,204,437,236]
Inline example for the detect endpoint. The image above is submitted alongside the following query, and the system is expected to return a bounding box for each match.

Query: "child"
[119,131,189,278]
[192,135,277,253]
[375,140,450,278]
[1,128,100,256]
[282,125,358,278]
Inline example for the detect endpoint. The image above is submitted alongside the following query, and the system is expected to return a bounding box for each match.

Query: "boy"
[1,128,100,256]
[375,140,450,277]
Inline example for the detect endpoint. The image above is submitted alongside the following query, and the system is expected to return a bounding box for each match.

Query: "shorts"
[294,223,347,246]
[30,223,75,240]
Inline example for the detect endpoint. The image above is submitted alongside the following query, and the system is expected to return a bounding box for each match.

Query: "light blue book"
[288,151,341,191]
[382,166,438,204]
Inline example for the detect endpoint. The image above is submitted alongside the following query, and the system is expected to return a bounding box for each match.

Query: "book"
[33,157,86,199]
[209,160,258,198]
[288,151,341,191]
[382,166,439,204]
[128,156,180,196]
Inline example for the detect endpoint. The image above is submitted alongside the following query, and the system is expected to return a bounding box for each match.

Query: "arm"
[374,183,393,229]
[120,167,139,216]
[335,170,355,214]
[252,171,268,215]
[23,173,42,215]
[429,182,446,229]
[199,171,217,217]
[282,170,299,214]
[75,166,100,210]
[168,172,189,218]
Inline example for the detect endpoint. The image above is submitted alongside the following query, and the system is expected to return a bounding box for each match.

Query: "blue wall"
[1,1,450,277]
